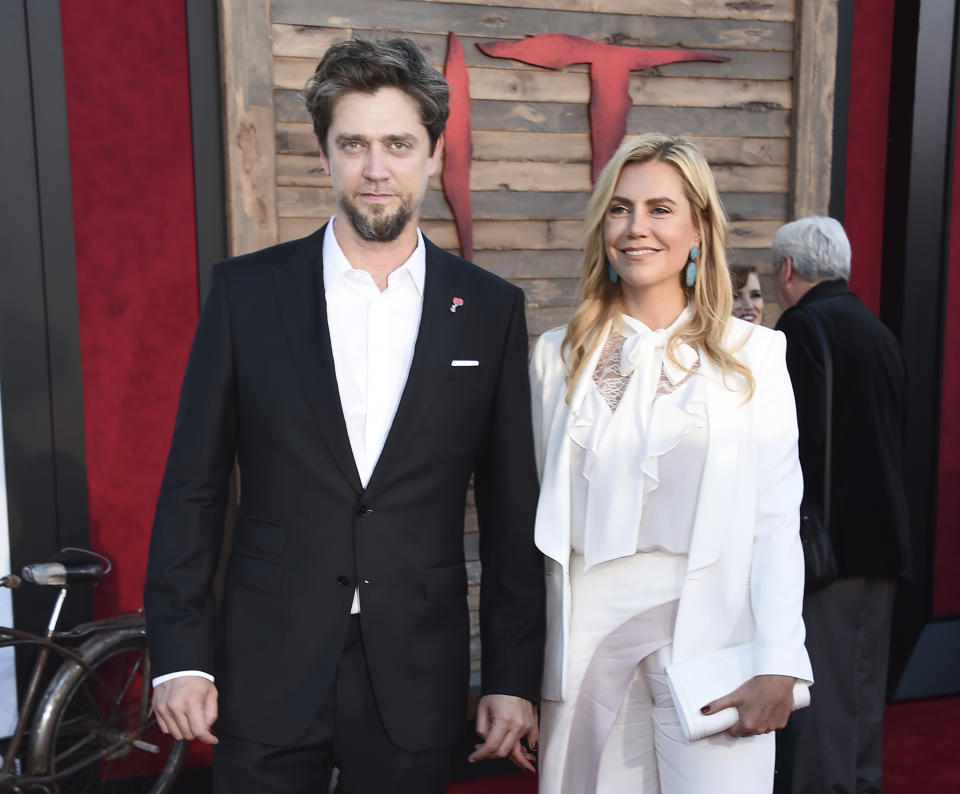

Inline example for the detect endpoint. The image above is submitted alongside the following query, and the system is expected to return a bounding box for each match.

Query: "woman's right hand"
[701,674,795,737]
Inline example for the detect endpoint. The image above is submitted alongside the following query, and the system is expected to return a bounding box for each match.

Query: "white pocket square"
[451,360,479,367]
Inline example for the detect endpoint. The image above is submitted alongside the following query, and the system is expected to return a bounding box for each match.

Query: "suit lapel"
[364,239,466,497]
[271,226,363,494]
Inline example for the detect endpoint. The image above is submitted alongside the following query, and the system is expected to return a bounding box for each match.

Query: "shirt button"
[337,575,351,587]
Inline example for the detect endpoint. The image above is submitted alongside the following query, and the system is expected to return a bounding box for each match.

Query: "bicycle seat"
[21,562,104,586]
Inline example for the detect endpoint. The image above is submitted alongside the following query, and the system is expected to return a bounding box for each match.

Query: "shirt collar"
[322,217,426,296]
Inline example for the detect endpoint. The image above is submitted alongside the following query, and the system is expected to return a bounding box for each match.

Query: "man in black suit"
[772,216,911,794]
[144,38,544,793]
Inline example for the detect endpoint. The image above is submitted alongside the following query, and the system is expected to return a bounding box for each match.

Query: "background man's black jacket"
[776,279,911,578]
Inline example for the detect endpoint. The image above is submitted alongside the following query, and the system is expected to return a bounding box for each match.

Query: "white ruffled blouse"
[569,306,708,569]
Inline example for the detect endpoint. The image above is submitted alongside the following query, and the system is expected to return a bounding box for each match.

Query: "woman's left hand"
[701,674,796,738]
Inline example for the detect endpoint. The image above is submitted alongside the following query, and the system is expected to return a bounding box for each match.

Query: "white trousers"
[539,552,774,794]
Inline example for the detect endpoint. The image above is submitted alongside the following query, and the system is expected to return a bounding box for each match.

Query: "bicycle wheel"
[26,626,186,794]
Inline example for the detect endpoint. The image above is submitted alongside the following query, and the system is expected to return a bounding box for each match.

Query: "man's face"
[773,257,793,310]
[320,87,442,244]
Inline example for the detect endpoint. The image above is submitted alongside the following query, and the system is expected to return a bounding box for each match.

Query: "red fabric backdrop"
[59,0,199,617]
[843,0,894,315]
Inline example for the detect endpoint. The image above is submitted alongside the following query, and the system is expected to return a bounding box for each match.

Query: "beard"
[341,191,414,243]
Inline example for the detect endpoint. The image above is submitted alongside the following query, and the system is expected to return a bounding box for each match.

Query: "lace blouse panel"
[591,332,701,413]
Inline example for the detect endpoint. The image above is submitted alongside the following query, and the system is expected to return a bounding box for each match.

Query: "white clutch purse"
[665,643,811,742]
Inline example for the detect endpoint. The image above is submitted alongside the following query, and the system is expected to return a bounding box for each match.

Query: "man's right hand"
[153,676,219,744]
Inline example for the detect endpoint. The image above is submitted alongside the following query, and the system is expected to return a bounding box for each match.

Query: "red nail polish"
[701,705,710,714]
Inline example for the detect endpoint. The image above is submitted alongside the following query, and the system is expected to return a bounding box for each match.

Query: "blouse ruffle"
[567,307,707,570]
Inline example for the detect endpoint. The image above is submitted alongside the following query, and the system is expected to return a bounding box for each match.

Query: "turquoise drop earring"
[685,245,699,287]
[607,261,619,284]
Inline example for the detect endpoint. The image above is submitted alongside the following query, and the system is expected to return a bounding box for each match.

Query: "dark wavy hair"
[303,38,450,155]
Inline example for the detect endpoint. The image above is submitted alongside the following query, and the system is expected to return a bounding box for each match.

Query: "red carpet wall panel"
[844,0,894,316]
[59,0,199,617]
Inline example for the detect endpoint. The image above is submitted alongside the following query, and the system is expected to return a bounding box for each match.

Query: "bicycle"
[0,550,185,793]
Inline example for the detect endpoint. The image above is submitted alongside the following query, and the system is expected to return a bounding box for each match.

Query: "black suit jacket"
[144,227,545,750]
[776,280,911,578]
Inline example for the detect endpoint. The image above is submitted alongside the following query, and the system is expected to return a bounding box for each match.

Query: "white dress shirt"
[152,218,425,687]
[324,218,425,613]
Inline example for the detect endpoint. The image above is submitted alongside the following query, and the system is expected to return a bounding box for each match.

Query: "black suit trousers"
[212,616,455,794]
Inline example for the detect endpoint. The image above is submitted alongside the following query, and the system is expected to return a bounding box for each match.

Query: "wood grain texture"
[274,57,790,111]
[792,0,837,216]
[415,0,795,21]
[274,90,792,137]
[271,26,794,79]
[222,0,843,671]
[220,0,277,256]
[272,0,794,51]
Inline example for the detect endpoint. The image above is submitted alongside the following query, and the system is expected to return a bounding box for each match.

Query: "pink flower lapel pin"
[450,297,464,313]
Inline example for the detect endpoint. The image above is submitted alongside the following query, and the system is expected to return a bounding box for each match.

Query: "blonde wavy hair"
[562,133,755,401]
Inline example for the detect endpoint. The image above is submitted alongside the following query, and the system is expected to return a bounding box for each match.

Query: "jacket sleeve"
[144,262,238,679]
[749,332,813,682]
[777,310,827,507]
[473,287,546,703]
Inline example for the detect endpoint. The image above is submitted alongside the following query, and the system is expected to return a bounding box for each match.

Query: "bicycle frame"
[0,588,149,789]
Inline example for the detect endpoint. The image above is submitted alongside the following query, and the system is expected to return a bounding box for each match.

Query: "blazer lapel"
[364,239,465,497]
[686,357,739,572]
[271,226,362,494]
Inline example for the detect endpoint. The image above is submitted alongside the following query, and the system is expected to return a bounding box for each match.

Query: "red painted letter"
[478,34,729,181]
[442,32,474,260]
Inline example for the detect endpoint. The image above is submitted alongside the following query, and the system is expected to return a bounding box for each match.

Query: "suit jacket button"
[357,505,373,516]
[337,575,350,587]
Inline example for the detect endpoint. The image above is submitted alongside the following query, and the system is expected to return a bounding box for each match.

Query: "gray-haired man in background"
[773,216,911,794]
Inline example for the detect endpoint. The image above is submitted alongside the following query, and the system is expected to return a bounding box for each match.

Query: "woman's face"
[604,160,699,302]
[732,270,764,324]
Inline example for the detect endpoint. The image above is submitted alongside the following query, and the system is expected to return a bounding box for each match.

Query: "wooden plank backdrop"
[219,0,838,674]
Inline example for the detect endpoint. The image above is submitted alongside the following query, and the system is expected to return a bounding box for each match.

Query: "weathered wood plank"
[274,91,791,138]
[276,154,331,186]
[527,306,577,335]
[277,123,790,167]
[274,57,791,111]
[519,278,580,307]
[792,0,836,216]
[271,0,794,51]
[462,162,787,193]
[710,165,788,192]
[468,161,592,191]
[469,68,791,108]
[414,0,795,22]
[270,26,794,80]
[721,192,788,220]
[270,23,351,56]
[220,0,278,256]
[473,250,583,279]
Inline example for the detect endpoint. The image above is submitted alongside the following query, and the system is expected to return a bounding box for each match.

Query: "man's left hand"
[469,694,538,772]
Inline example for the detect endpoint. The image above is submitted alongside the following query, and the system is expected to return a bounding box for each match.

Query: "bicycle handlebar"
[21,563,104,586]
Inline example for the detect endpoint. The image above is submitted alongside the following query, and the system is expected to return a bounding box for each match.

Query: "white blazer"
[530,317,813,701]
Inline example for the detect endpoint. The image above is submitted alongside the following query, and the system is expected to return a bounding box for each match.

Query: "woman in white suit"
[530,134,812,793]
